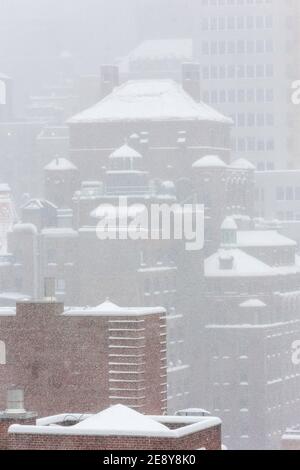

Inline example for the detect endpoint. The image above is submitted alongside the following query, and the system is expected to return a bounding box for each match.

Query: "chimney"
[5,387,25,415]
[100,65,119,98]
[0,387,37,450]
[218,252,234,271]
[182,63,201,102]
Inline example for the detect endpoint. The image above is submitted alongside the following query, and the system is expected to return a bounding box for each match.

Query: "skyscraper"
[192,0,300,170]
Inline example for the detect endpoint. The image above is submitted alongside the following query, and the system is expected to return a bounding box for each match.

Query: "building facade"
[203,215,300,450]
[0,300,167,418]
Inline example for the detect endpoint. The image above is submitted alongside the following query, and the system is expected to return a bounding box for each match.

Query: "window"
[276,187,284,201]
[240,371,248,384]
[0,341,6,365]
[55,279,66,294]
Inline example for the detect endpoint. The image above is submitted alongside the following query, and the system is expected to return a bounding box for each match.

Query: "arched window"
[0,341,6,365]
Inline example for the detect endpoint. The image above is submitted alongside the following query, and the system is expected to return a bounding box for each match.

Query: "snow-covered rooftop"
[239,299,267,308]
[12,223,38,235]
[69,80,232,124]
[126,38,194,62]
[74,405,169,434]
[10,404,221,438]
[64,299,165,317]
[237,231,297,248]
[45,157,77,171]
[230,158,256,171]
[192,155,227,169]
[0,184,11,192]
[0,292,29,302]
[21,199,57,211]
[109,144,142,159]
[0,306,16,316]
[205,248,274,278]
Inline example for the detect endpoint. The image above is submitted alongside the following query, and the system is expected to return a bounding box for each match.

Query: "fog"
[0,0,299,452]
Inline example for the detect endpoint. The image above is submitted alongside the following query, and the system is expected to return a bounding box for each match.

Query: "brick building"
[68,65,232,183]
[0,300,166,417]
[281,427,300,450]
[2,142,205,413]
[7,404,222,451]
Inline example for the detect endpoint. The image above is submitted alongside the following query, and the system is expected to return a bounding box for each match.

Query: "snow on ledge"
[63,300,166,317]
[0,307,16,316]
[9,405,221,439]
[9,416,221,438]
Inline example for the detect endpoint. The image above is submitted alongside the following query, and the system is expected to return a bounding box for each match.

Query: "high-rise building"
[192,0,300,170]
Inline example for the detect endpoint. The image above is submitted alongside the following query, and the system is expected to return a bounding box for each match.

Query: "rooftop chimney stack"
[182,63,201,103]
[5,387,25,415]
[100,65,119,99]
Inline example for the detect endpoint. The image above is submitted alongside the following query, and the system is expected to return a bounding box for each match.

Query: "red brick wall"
[0,316,14,411]
[0,417,36,450]
[281,438,300,450]
[0,302,166,417]
[69,120,231,183]
[8,424,221,450]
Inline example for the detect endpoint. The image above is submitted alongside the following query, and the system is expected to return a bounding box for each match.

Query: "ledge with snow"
[7,404,222,450]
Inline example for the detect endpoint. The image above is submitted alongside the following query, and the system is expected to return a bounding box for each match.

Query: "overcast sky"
[0,0,196,110]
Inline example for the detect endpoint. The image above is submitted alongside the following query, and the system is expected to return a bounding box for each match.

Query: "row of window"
[201,39,273,55]
[276,187,300,201]
[232,113,274,127]
[201,64,274,79]
[203,88,274,104]
[256,186,300,202]
[232,137,275,152]
[277,212,300,222]
[255,210,300,222]
[199,15,273,31]
[255,161,275,171]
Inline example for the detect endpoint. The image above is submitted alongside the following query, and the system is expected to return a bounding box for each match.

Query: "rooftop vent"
[6,386,25,414]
